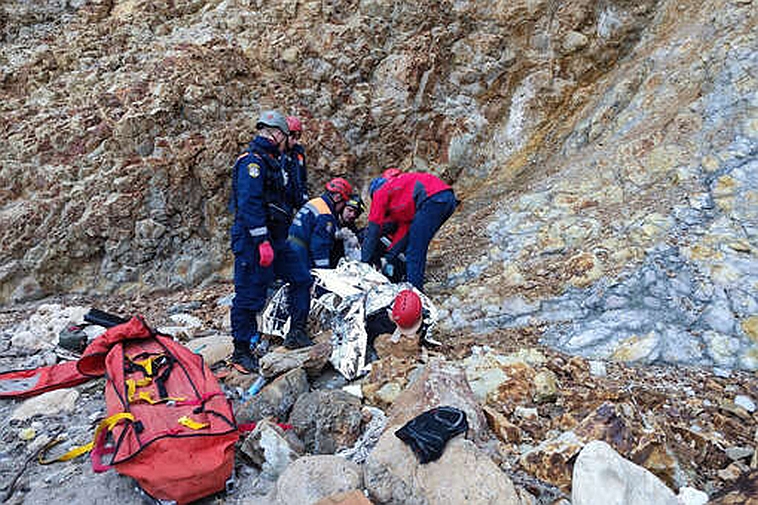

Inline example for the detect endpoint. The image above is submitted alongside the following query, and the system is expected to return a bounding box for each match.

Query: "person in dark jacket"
[288,178,353,269]
[362,171,457,291]
[281,116,309,215]
[229,110,314,370]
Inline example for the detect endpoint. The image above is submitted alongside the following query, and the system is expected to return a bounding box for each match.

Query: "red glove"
[258,241,274,267]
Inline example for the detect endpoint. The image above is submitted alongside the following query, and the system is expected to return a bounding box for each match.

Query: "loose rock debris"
[0,285,756,504]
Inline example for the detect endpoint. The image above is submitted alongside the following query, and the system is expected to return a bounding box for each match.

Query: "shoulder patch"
[326,221,334,233]
[248,163,260,178]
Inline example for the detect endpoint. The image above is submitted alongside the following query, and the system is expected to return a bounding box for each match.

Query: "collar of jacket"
[319,192,338,214]
[250,136,280,158]
[290,144,305,155]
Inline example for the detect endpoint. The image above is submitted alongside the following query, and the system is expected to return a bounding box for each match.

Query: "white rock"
[186,334,233,366]
[11,389,80,421]
[589,360,607,377]
[572,441,679,505]
[240,421,302,481]
[11,330,49,351]
[677,487,708,505]
[342,384,363,398]
[563,30,589,53]
[734,395,756,413]
[169,313,203,328]
[514,406,538,420]
[713,367,732,378]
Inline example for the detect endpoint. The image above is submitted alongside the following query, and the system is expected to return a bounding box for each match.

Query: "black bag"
[395,406,468,464]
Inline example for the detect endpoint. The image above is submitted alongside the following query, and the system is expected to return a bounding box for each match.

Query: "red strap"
[237,422,292,433]
[90,429,115,473]
[175,392,222,407]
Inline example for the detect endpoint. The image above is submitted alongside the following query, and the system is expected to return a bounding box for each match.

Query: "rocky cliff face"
[1,0,756,367]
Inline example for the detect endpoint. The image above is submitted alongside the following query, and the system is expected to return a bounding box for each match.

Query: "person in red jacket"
[361,171,457,291]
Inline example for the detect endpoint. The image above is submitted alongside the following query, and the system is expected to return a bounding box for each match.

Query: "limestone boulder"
[571,441,679,505]
[364,430,520,505]
[11,388,80,420]
[186,334,232,366]
[239,419,304,481]
[387,359,489,442]
[268,455,363,505]
[313,490,373,505]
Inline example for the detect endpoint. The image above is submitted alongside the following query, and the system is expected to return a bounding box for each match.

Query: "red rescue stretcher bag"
[0,361,89,399]
[74,316,238,504]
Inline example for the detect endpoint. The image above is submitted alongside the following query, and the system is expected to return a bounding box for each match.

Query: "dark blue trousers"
[406,190,457,291]
[231,236,312,343]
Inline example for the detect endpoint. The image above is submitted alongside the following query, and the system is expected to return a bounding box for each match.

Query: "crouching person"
[288,177,353,270]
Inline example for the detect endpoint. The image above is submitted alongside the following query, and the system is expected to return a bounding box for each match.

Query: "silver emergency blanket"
[260,259,438,380]
[336,406,387,463]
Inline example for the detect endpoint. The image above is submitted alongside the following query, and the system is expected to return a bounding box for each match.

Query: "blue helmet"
[369,177,387,196]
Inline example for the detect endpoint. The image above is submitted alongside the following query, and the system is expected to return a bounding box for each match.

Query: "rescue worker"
[361,171,457,291]
[365,167,405,271]
[390,289,425,336]
[282,116,309,215]
[365,288,425,362]
[288,177,353,269]
[229,110,314,371]
[331,194,366,265]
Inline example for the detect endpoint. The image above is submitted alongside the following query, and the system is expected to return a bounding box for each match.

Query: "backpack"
[73,316,238,504]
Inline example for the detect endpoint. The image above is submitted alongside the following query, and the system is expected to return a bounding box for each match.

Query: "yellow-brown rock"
[483,406,522,444]
[374,332,420,360]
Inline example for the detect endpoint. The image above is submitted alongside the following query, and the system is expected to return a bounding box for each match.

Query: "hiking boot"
[231,340,259,374]
[283,326,314,350]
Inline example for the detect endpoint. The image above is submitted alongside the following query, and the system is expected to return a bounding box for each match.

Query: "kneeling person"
[288,177,353,270]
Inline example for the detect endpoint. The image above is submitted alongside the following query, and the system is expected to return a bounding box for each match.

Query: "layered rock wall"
[1,0,756,368]
[433,0,757,370]
[1,0,661,299]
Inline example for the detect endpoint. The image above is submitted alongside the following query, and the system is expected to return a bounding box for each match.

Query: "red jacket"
[368,172,451,247]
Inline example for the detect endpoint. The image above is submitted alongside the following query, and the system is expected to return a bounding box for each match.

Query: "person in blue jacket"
[229,110,314,371]
[288,177,353,269]
[281,116,309,215]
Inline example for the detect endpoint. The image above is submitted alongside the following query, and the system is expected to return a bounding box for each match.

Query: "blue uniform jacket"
[281,144,309,214]
[230,136,291,252]
[288,193,339,268]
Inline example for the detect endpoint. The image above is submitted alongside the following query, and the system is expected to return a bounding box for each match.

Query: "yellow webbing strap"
[126,377,152,401]
[38,412,135,465]
[178,416,209,430]
[128,355,162,376]
[131,391,186,405]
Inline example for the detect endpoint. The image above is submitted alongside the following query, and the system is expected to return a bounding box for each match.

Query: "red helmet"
[286,116,303,133]
[325,177,353,201]
[391,289,423,334]
[382,167,401,179]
